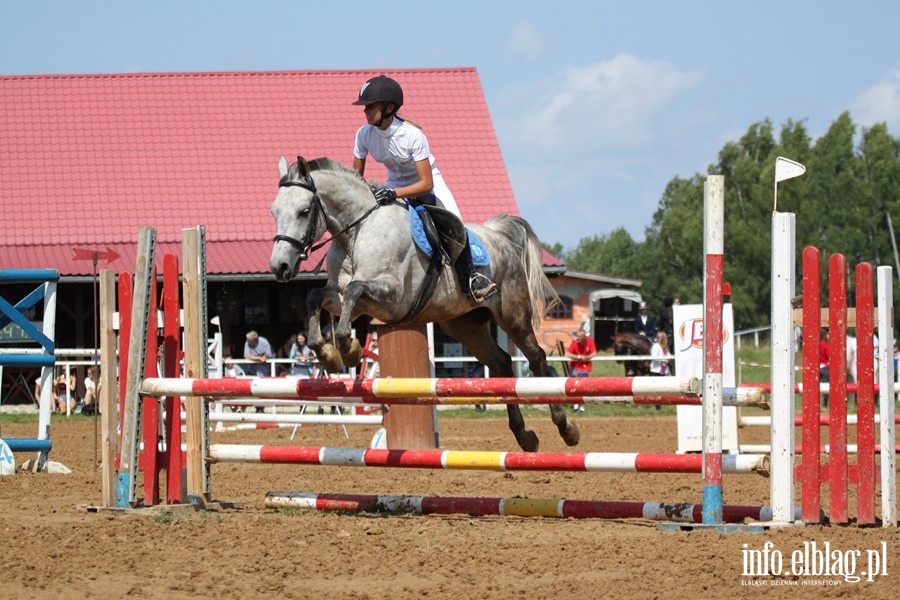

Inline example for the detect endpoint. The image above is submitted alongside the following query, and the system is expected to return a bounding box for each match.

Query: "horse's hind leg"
[440,314,539,452]
[547,374,580,447]
[498,315,580,447]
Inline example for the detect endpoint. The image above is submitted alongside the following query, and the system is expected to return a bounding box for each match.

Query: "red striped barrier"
[142,375,701,402]
[209,444,769,474]
[264,491,806,523]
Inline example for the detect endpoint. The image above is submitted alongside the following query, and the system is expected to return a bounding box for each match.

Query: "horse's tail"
[484,214,561,328]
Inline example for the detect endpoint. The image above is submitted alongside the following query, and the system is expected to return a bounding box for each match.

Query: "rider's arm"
[353,156,366,177]
[392,159,434,199]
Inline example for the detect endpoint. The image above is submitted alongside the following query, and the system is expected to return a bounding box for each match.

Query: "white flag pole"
[773,156,806,212]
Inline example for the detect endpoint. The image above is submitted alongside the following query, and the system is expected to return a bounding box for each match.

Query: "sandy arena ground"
[1,411,898,599]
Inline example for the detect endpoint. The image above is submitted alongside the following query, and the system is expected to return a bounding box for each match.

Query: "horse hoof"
[562,422,580,447]
[319,343,345,374]
[516,430,539,453]
[340,337,363,367]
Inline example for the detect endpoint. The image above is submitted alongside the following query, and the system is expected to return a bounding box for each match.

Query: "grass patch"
[438,404,676,419]
[0,412,99,425]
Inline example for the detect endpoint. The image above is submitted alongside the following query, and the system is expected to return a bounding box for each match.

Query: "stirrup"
[469,273,497,302]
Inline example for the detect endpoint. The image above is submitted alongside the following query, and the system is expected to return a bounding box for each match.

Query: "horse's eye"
[297,208,310,218]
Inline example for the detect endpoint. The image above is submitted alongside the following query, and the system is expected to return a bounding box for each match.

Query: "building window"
[546,295,573,319]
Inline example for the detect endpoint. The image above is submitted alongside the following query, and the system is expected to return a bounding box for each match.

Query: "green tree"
[551,113,900,331]
[563,227,645,277]
[642,175,706,309]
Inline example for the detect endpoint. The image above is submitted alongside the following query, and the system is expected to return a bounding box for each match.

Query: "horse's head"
[611,333,651,377]
[269,155,328,282]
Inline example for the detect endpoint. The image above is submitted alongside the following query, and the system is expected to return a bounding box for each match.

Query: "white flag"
[775,156,806,183]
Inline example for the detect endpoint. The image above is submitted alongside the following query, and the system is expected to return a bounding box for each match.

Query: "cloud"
[849,69,900,132]
[494,54,704,154]
[508,22,543,59]
[491,54,705,244]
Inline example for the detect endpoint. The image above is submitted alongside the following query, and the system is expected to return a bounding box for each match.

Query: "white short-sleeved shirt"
[354,118,461,217]
[650,342,669,375]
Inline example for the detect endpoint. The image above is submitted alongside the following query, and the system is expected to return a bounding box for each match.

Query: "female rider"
[351,75,496,301]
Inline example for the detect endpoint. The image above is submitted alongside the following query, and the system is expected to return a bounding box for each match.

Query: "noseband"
[273,177,323,260]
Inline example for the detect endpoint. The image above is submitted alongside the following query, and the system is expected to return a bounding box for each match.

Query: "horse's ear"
[278,156,289,178]
[296,155,311,179]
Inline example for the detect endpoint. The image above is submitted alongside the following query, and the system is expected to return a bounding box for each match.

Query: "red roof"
[1,68,563,276]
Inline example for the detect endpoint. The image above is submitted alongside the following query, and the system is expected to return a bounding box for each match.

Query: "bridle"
[273,173,381,263]
[273,177,323,261]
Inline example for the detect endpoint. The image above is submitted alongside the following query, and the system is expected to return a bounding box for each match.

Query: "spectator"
[81,366,101,416]
[243,331,274,413]
[288,331,316,377]
[634,301,659,339]
[363,331,380,379]
[649,332,672,411]
[649,332,671,376]
[566,329,596,412]
[53,370,77,415]
[243,330,275,377]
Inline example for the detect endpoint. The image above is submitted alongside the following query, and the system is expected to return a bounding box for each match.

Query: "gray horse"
[269,155,579,452]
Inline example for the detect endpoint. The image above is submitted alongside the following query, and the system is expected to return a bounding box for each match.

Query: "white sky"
[3,1,898,248]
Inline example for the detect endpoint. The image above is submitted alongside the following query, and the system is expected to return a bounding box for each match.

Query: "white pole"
[770,212,796,523]
[37,280,57,449]
[877,266,897,526]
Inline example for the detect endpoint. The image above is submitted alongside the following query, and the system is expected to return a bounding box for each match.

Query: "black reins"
[273,174,381,268]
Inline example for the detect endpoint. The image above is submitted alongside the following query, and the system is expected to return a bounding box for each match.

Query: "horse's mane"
[307,157,358,177]
[305,157,388,193]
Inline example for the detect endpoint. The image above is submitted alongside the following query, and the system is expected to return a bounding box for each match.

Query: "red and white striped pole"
[265,491,801,523]
[702,175,725,524]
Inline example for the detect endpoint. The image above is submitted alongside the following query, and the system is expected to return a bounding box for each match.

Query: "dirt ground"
[1,412,898,600]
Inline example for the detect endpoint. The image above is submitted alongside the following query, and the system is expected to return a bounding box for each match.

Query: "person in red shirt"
[566,329,596,412]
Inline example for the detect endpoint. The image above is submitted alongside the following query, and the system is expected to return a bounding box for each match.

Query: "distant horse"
[269,155,578,452]
[611,332,653,376]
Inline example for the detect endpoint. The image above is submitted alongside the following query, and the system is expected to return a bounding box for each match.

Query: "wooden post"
[182,227,211,506]
[378,324,438,449]
[99,270,118,508]
[117,226,155,507]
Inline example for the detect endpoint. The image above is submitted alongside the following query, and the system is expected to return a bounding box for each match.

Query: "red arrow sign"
[72,247,121,263]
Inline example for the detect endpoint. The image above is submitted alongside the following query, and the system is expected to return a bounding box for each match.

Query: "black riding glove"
[374,188,397,204]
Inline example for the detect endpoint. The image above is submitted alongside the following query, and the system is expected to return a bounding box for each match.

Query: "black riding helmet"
[352,75,404,109]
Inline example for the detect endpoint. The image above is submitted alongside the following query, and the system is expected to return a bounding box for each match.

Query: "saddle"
[408,203,489,267]
[402,201,490,321]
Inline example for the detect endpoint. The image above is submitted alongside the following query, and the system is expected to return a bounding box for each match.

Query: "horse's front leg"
[306,283,344,374]
[332,280,370,367]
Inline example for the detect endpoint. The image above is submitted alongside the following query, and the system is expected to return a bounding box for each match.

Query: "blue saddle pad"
[408,205,489,267]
